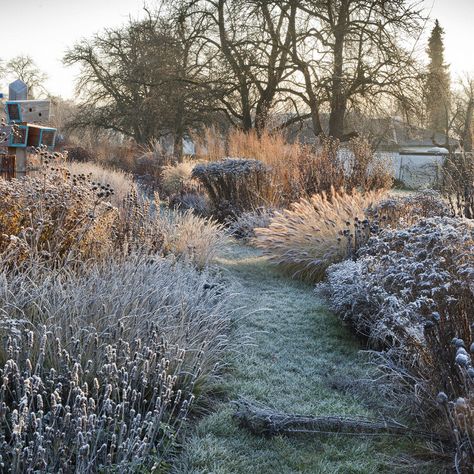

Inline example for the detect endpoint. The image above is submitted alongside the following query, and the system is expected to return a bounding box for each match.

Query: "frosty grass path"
[175,243,429,474]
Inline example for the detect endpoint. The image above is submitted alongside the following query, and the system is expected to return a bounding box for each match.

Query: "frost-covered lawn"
[174,243,434,473]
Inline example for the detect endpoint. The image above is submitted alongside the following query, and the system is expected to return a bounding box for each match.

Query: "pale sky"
[1,0,147,98]
[1,0,473,99]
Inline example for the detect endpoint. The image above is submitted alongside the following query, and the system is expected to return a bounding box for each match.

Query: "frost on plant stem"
[324,215,474,469]
[0,255,236,472]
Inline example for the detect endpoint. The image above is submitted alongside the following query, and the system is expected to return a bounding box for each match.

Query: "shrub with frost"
[326,217,474,352]
[226,207,275,241]
[192,158,272,220]
[323,216,474,467]
[367,189,450,228]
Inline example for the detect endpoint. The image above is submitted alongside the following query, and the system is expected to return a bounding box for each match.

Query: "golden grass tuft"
[253,188,385,282]
[161,160,199,196]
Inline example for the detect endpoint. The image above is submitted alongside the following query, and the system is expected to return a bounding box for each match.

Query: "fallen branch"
[233,398,442,440]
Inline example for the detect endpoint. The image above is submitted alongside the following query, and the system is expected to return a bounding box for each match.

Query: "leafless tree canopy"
[65,1,427,148]
[4,55,48,99]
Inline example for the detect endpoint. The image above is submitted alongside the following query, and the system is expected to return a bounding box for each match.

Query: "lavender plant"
[0,327,194,472]
[0,255,234,472]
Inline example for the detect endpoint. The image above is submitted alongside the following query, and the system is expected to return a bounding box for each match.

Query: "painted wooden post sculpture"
[0,80,57,179]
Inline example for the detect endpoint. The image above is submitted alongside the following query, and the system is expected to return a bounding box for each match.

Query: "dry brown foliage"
[194,127,393,208]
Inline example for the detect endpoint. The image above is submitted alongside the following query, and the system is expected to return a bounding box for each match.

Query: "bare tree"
[67,0,426,144]
[175,0,298,133]
[445,76,474,152]
[64,11,219,157]
[6,55,48,98]
[177,0,424,139]
[281,0,425,139]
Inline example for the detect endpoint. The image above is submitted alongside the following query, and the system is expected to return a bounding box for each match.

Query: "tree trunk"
[173,132,184,162]
[241,88,254,131]
[328,1,349,139]
[233,399,443,440]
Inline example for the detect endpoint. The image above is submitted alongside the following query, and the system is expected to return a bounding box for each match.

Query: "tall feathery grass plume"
[253,188,385,282]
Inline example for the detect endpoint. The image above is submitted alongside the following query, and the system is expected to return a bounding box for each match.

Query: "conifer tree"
[426,20,451,134]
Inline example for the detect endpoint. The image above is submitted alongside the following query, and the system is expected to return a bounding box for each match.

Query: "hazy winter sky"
[1,0,473,99]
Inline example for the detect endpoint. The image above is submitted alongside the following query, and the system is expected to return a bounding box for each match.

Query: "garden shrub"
[161,160,210,215]
[169,192,210,216]
[0,153,225,269]
[0,255,234,471]
[323,217,474,468]
[253,188,384,282]
[0,168,118,266]
[297,137,393,198]
[226,208,275,241]
[441,152,474,218]
[368,189,450,228]
[192,158,272,221]
[63,145,96,163]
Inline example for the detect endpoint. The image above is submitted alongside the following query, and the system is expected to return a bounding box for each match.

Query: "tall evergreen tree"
[426,20,451,134]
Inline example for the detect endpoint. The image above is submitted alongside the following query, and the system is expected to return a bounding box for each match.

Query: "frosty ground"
[175,243,435,474]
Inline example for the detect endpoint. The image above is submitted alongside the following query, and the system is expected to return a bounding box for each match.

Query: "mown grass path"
[174,243,433,474]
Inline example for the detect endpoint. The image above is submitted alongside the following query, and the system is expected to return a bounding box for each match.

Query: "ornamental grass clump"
[158,210,227,269]
[192,158,272,221]
[0,255,235,472]
[161,160,200,197]
[253,188,384,282]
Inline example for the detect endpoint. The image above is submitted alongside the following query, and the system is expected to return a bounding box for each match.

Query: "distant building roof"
[384,118,458,149]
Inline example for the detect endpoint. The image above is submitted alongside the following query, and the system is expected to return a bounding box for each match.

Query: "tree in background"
[446,76,474,152]
[66,0,425,146]
[285,0,424,139]
[64,10,220,158]
[5,55,48,98]
[425,20,451,134]
[176,0,424,139]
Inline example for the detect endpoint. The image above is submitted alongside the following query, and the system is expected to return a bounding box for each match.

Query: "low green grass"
[174,243,440,474]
